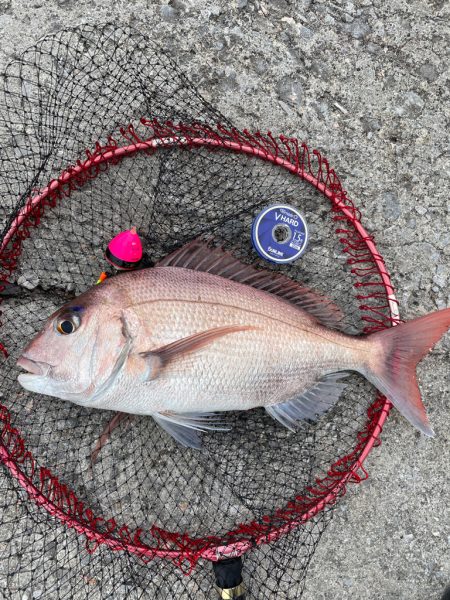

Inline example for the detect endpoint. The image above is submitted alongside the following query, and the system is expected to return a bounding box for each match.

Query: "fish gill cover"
[0,23,395,599]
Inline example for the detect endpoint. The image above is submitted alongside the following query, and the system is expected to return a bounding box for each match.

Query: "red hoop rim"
[0,121,395,568]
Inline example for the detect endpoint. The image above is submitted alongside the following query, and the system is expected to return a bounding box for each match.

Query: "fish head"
[17,288,128,405]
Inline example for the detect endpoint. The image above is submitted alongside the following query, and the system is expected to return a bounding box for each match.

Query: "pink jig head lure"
[105,227,143,270]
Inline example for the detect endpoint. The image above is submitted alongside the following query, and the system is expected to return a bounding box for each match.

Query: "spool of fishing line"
[251,204,308,264]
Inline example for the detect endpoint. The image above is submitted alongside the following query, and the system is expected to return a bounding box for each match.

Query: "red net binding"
[1,121,396,573]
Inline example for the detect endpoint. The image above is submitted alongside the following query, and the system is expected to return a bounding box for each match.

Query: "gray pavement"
[0,0,448,599]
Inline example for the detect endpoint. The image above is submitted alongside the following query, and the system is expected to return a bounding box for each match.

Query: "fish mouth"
[17,356,52,377]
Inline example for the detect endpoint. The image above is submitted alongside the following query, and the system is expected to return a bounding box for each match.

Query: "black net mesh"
[0,23,392,599]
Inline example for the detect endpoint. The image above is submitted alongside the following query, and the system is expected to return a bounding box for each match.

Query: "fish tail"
[365,308,450,436]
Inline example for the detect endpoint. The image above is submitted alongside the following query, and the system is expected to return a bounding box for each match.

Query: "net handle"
[0,132,396,563]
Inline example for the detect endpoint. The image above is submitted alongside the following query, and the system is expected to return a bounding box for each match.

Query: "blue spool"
[251,204,308,264]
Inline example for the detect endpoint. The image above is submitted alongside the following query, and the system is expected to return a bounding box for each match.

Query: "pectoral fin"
[139,325,254,380]
[153,412,230,448]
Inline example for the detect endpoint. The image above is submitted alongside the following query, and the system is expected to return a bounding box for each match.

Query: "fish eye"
[56,314,80,335]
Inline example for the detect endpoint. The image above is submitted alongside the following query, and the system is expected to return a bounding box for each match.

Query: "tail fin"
[366,308,450,436]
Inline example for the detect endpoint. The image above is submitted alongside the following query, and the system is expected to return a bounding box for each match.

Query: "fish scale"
[17,240,450,448]
[106,271,357,415]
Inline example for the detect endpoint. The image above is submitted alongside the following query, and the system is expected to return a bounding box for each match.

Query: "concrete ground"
[0,0,448,598]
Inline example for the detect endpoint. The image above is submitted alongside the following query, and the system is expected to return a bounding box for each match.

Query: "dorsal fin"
[156,239,344,330]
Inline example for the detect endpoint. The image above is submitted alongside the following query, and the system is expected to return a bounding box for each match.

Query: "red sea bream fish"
[17,241,450,448]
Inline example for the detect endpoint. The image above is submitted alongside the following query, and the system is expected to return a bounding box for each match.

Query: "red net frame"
[0,120,397,571]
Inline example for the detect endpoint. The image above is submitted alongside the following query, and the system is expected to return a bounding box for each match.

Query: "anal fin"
[265,372,349,432]
[153,411,231,449]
